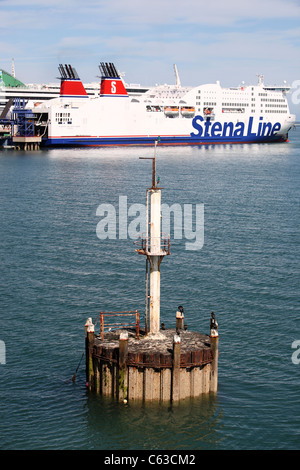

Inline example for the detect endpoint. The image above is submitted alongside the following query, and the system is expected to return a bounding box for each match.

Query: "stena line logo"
[190,115,281,139]
[111,81,116,93]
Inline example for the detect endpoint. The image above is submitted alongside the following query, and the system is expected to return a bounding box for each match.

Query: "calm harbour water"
[0,130,299,450]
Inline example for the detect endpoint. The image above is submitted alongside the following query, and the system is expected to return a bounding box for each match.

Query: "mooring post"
[209,312,219,393]
[85,318,95,390]
[135,310,140,339]
[85,318,92,385]
[118,331,129,401]
[176,305,184,330]
[85,317,93,337]
[171,333,181,402]
[100,312,104,340]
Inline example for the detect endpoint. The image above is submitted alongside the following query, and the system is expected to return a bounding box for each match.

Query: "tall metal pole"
[139,139,167,334]
[148,187,161,333]
[145,257,149,335]
[145,188,149,334]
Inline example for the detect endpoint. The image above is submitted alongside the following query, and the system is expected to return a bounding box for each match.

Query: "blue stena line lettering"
[190,115,281,138]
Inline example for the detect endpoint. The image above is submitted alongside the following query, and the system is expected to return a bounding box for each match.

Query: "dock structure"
[12,135,41,151]
[0,98,41,150]
[85,143,219,402]
[11,99,41,150]
[85,319,218,402]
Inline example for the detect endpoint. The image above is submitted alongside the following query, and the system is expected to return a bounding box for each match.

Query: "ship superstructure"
[0,64,148,113]
[15,63,297,147]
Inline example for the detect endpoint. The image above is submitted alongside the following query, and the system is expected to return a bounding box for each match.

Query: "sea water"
[0,131,299,450]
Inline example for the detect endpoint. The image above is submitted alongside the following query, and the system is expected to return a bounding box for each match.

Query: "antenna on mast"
[174,64,181,87]
[139,138,160,188]
[257,74,264,85]
[11,58,15,78]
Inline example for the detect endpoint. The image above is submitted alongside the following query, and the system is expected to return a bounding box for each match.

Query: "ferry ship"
[11,62,298,147]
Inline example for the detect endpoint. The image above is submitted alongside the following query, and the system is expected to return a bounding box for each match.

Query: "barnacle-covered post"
[210,311,219,393]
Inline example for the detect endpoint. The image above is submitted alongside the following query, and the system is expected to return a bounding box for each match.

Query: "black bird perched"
[210,311,218,330]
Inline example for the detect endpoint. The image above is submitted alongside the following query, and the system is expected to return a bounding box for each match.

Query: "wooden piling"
[210,337,219,393]
[85,318,95,391]
[84,314,219,403]
[176,306,184,330]
[12,135,41,151]
[118,331,128,401]
[209,311,219,393]
[171,334,181,402]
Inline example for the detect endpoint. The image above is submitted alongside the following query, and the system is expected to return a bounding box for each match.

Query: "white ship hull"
[26,64,298,147]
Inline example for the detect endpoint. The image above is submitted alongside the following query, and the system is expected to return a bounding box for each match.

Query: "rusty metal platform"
[93,328,213,369]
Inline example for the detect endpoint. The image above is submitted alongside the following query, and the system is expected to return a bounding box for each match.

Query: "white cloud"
[91,0,300,25]
[2,0,300,30]
[1,0,299,86]
[58,36,100,48]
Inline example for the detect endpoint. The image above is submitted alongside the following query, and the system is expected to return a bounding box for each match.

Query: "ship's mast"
[174,64,181,87]
[257,73,264,85]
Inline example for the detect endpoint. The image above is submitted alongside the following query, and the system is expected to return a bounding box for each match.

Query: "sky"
[1,0,300,113]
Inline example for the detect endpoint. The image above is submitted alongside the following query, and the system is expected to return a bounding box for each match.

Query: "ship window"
[146,105,163,112]
[55,111,72,124]
[222,107,245,113]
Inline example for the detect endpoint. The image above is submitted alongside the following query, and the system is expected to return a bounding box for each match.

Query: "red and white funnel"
[58,64,88,98]
[99,62,128,98]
